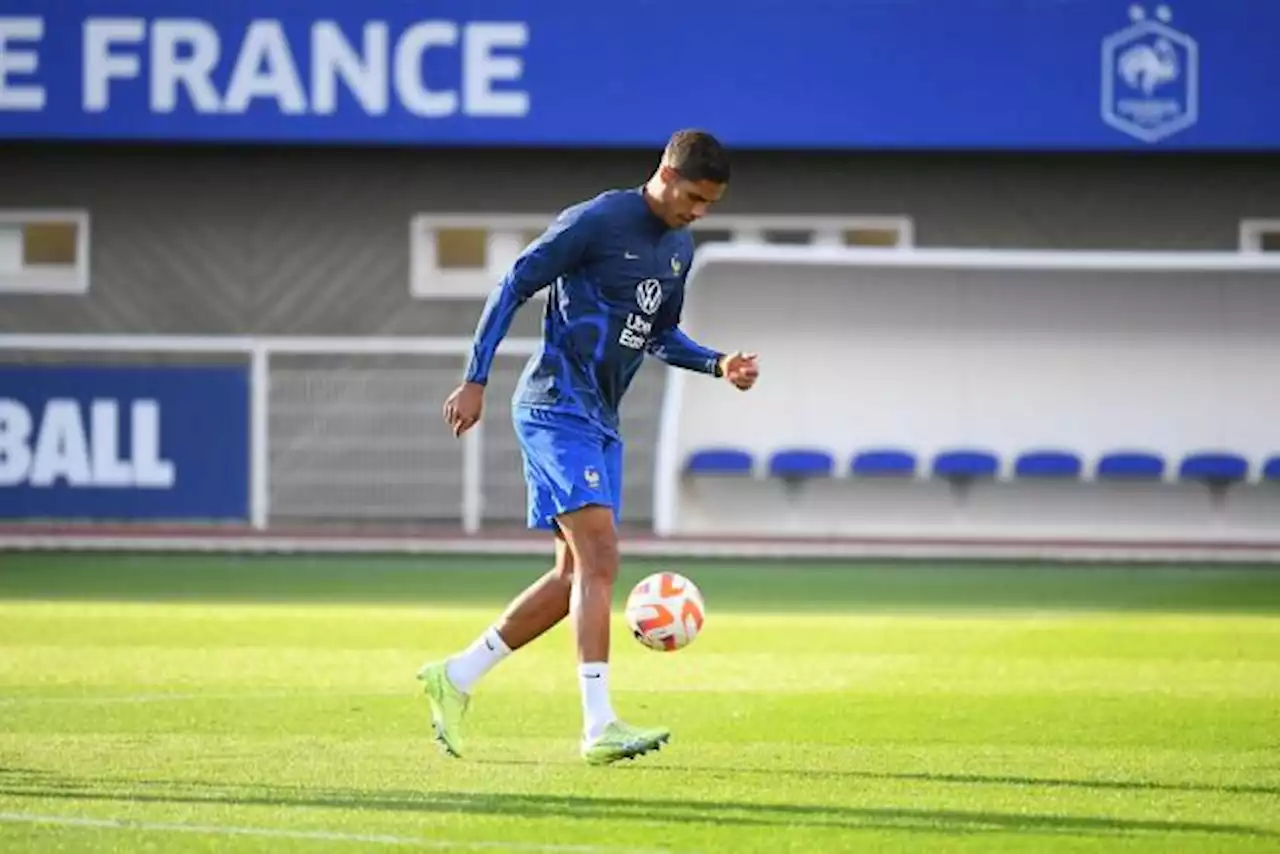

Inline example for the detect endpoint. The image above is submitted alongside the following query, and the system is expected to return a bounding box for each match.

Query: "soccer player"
[419,129,759,765]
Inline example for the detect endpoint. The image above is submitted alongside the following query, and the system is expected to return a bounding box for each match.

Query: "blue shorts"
[513,407,623,531]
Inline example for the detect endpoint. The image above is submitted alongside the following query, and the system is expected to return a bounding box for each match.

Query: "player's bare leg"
[417,531,574,758]
[555,505,619,665]
[555,504,670,764]
[492,529,574,650]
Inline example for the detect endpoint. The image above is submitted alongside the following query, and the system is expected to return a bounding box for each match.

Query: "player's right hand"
[443,382,485,437]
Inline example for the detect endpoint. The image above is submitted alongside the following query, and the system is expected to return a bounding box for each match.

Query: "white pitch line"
[0,811,677,854]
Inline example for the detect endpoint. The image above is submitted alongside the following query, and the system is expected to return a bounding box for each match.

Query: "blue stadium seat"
[1178,452,1248,484]
[1263,456,1280,481]
[851,449,917,477]
[1096,451,1165,480]
[932,449,999,479]
[1014,450,1082,479]
[684,448,754,476]
[768,448,835,478]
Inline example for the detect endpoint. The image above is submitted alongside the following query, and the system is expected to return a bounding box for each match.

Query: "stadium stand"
[654,244,1280,546]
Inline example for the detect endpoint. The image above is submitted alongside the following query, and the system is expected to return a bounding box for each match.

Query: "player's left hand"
[719,352,759,391]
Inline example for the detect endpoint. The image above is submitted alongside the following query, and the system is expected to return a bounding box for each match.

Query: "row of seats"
[684,447,1280,484]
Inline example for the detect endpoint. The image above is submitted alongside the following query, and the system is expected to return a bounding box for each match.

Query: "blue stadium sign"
[0,365,251,522]
[0,0,1276,150]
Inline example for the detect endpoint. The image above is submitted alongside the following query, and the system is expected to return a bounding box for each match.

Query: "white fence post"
[250,343,270,530]
[462,420,483,535]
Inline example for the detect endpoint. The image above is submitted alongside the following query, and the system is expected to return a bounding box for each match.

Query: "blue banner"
[0,1,1276,151]
[0,365,250,521]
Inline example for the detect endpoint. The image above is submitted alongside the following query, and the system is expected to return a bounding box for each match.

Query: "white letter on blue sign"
[395,22,458,118]
[312,21,389,116]
[90,400,132,486]
[0,17,45,111]
[130,400,174,487]
[83,18,144,112]
[151,19,221,113]
[0,399,33,485]
[29,400,92,487]
[224,20,307,114]
[464,23,528,117]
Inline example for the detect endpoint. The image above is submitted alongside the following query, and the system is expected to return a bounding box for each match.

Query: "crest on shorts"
[584,466,600,489]
[635,278,663,315]
[1101,5,1198,143]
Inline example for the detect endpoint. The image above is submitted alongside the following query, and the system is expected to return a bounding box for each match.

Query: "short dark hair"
[664,129,731,184]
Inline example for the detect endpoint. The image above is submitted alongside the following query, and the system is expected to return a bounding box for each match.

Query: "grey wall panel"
[2,146,1278,339]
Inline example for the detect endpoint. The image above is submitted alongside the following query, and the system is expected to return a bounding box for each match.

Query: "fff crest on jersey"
[1101,5,1198,143]
[670,255,682,276]
[635,278,663,315]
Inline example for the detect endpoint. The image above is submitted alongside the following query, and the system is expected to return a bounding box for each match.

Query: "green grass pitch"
[1,552,1278,852]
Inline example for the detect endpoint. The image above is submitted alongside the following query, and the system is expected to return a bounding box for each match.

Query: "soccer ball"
[624,572,705,652]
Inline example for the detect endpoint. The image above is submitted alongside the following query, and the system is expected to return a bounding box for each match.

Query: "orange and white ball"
[624,572,705,651]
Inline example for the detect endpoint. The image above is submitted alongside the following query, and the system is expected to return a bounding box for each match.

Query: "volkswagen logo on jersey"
[635,278,663,315]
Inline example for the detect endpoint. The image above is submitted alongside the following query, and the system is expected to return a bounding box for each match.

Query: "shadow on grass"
[472,758,1280,798]
[0,769,1273,840]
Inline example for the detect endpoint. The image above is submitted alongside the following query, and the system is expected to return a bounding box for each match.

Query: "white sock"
[444,627,511,694]
[579,662,617,741]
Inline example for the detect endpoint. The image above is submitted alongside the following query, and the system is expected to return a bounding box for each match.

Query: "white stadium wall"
[653,245,1280,557]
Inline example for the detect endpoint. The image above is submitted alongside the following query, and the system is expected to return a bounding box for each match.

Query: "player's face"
[661,167,726,227]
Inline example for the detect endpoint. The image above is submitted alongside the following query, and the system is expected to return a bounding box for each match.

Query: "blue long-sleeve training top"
[464,187,723,436]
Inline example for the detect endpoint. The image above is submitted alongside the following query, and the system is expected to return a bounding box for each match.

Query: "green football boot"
[416,661,469,758]
[581,720,671,766]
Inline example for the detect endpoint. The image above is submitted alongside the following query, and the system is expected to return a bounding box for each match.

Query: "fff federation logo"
[1101,5,1199,143]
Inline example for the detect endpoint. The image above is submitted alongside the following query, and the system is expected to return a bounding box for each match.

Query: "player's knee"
[558,504,619,583]
[575,532,619,584]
